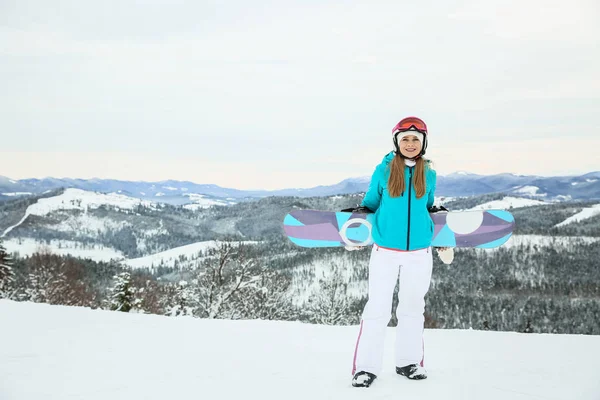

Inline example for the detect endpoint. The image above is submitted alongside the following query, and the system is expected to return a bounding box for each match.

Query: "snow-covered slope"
[1,188,157,238]
[467,196,548,211]
[1,300,599,400]
[512,185,546,197]
[1,238,124,261]
[1,192,33,196]
[182,193,234,210]
[491,234,600,250]
[123,240,258,269]
[25,188,156,214]
[555,203,600,227]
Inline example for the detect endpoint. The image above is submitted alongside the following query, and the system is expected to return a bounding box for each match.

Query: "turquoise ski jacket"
[360,151,437,251]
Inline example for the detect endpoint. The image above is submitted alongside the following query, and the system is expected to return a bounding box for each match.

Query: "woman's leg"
[352,246,401,376]
[394,248,433,368]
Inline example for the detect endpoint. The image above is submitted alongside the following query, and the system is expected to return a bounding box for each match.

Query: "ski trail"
[1,210,32,238]
[554,203,600,227]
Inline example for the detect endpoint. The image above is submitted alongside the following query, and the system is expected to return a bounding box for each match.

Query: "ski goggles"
[392,117,428,135]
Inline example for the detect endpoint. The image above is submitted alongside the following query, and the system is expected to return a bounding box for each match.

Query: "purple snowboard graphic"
[283,209,515,249]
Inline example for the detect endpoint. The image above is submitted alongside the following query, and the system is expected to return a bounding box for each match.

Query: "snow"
[513,186,546,197]
[9,179,17,183]
[1,192,32,196]
[123,240,258,269]
[184,193,207,200]
[497,234,600,250]
[351,175,371,183]
[53,213,130,235]
[182,193,232,209]
[1,188,156,238]
[2,238,124,261]
[155,192,165,197]
[1,300,599,400]
[143,225,169,237]
[586,179,598,183]
[555,204,600,227]
[467,196,547,211]
[32,189,154,215]
[435,196,456,205]
[163,186,179,191]
[554,195,572,202]
[290,257,367,304]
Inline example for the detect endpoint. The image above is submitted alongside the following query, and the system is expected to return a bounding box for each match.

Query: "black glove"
[341,206,374,214]
[428,205,448,213]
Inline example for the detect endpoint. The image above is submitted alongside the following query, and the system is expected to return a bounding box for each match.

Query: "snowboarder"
[349,116,453,388]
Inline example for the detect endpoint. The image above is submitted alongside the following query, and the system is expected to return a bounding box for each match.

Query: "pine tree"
[109,272,141,312]
[0,239,14,298]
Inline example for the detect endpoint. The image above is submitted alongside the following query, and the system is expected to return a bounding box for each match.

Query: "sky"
[1,0,599,190]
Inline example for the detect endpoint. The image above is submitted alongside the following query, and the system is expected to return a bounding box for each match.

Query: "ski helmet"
[392,116,428,158]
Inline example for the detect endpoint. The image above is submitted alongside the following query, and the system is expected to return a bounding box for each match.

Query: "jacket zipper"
[407,166,413,250]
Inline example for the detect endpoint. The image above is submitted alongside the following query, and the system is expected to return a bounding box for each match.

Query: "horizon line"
[1,169,599,192]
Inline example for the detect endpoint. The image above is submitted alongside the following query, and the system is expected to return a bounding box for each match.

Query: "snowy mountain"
[2,171,599,202]
[1,300,599,400]
[0,188,236,259]
[0,188,364,262]
[437,172,600,200]
[466,196,549,211]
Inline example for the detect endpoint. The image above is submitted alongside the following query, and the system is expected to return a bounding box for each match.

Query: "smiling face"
[398,134,423,158]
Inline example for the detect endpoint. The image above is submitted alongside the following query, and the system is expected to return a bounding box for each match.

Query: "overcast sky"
[1,0,598,190]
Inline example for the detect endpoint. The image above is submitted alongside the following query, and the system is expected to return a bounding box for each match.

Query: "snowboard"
[283,209,515,249]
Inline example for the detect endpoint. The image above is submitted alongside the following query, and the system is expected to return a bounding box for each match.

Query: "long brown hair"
[387,154,429,198]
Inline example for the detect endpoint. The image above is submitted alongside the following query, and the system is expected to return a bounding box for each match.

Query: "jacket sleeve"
[360,165,383,212]
[427,169,437,209]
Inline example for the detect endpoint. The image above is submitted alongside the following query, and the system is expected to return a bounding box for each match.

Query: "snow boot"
[351,371,377,387]
[396,364,427,380]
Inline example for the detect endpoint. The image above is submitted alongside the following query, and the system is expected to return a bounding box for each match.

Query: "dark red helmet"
[392,116,428,158]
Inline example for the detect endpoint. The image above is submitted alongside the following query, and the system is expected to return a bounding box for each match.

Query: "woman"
[350,116,453,388]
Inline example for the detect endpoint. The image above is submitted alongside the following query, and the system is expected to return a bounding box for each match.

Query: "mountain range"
[1,171,599,204]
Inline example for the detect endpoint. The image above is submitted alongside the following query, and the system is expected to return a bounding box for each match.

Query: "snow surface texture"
[1,300,599,400]
[555,204,600,227]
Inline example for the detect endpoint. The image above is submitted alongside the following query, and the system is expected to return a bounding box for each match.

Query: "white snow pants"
[352,244,433,376]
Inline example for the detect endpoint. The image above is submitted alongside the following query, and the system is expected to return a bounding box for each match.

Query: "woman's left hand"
[436,247,454,264]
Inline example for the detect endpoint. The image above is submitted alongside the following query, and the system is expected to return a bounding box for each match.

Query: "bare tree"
[24,252,94,306]
[235,266,296,320]
[187,242,296,320]
[166,280,196,317]
[306,262,359,325]
[195,243,261,318]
